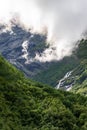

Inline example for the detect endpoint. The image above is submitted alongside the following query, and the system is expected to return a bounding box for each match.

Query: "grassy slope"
[0,55,87,130]
[70,39,87,95]
[34,56,79,87]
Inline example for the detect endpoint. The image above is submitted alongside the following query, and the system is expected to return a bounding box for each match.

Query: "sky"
[0,0,87,62]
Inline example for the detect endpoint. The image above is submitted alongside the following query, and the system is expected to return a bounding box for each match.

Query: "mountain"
[56,39,87,96]
[0,23,87,94]
[0,55,87,130]
[0,23,78,86]
[0,23,49,77]
[34,56,79,86]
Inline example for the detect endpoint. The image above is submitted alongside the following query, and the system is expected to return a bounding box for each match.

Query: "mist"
[0,0,87,62]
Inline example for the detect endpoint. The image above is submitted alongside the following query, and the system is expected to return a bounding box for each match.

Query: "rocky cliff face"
[0,24,50,77]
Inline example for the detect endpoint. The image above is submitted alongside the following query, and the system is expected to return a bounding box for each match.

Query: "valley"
[0,0,87,130]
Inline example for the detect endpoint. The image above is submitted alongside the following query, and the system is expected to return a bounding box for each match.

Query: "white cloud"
[0,0,87,62]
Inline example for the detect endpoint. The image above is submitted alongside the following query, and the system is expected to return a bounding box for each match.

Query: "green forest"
[0,55,87,130]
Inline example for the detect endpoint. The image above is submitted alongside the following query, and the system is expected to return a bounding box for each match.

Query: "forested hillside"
[0,55,87,130]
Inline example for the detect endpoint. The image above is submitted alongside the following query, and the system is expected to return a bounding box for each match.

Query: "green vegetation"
[34,56,79,86]
[32,39,87,91]
[70,39,87,95]
[58,39,87,96]
[0,55,87,130]
[76,39,87,60]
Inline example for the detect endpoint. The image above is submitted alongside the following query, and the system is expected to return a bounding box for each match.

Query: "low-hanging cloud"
[0,0,87,62]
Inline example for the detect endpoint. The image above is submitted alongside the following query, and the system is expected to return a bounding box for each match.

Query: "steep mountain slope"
[0,55,87,130]
[0,23,78,86]
[34,56,79,86]
[56,39,87,96]
[71,60,87,95]
[71,39,87,95]
[0,24,49,77]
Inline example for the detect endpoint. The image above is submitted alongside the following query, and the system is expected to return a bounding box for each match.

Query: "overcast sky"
[0,0,87,61]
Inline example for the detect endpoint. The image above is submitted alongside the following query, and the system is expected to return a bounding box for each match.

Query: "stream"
[56,71,73,91]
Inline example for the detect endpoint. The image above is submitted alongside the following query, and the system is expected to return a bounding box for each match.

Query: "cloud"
[0,0,87,62]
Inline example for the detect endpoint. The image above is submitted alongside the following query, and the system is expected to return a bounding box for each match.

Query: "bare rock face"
[0,24,50,77]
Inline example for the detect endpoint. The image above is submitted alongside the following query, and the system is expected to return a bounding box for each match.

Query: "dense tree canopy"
[0,56,87,130]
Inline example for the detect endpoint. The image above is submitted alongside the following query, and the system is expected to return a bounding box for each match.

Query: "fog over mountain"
[0,0,87,62]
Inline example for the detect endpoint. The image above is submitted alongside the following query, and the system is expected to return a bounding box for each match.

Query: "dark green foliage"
[76,39,87,60]
[0,55,87,130]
